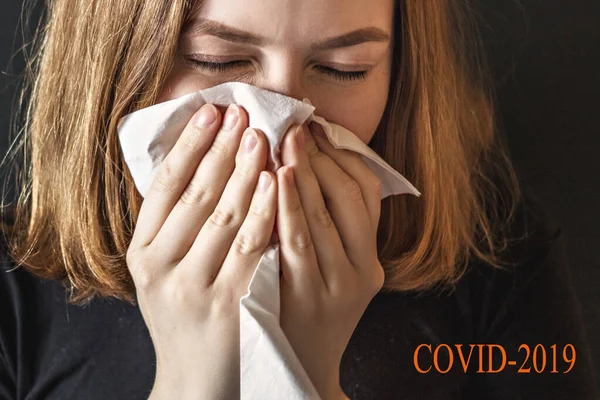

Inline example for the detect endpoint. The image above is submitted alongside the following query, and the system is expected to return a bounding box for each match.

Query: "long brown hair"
[1,0,521,305]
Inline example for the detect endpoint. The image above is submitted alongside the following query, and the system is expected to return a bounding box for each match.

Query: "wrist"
[312,368,347,400]
[328,386,349,400]
[319,381,348,400]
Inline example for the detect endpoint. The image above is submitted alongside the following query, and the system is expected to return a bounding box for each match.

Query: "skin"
[133,0,394,399]
[157,0,394,145]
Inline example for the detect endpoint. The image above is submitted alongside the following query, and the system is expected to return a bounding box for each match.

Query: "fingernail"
[194,104,217,128]
[223,104,239,130]
[244,128,258,152]
[258,171,271,192]
[295,126,305,149]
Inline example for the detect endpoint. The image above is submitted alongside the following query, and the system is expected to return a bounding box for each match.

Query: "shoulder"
[505,181,562,263]
[0,204,56,312]
[0,204,26,281]
[468,180,564,292]
[445,179,569,338]
[463,179,576,335]
[0,204,24,289]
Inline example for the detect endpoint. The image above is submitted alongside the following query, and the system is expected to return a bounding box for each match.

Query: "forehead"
[194,0,394,45]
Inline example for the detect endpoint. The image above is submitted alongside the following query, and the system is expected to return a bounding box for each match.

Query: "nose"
[254,57,310,102]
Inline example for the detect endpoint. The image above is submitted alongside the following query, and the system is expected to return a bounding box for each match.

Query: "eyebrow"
[182,18,390,51]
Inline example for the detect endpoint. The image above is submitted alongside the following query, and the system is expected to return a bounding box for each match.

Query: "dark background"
[1,0,598,384]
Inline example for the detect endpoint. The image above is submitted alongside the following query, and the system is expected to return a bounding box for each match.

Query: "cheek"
[309,54,392,145]
[311,81,390,145]
[324,94,387,145]
[155,60,215,104]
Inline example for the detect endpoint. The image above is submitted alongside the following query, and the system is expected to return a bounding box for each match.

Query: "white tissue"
[117,82,421,399]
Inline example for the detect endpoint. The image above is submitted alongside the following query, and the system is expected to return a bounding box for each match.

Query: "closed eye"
[185,59,368,82]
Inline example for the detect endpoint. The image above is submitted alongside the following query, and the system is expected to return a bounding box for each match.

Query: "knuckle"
[209,206,238,228]
[343,178,363,202]
[233,230,264,256]
[210,281,239,313]
[298,162,313,174]
[179,178,212,205]
[181,126,205,150]
[236,162,255,180]
[292,230,313,251]
[125,248,153,290]
[248,200,267,217]
[153,160,180,194]
[370,176,382,191]
[207,136,229,158]
[135,263,159,292]
[313,206,333,229]
[289,197,302,213]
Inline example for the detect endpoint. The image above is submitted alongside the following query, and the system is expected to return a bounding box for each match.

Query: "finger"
[301,125,375,271]
[309,122,382,239]
[215,170,278,295]
[181,128,268,286]
[275,165,322,295]
[131,104,222,250]
[153,104,249,263]
[280,124,350,292]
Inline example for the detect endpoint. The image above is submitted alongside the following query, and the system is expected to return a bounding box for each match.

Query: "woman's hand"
[276,122,385,400]
[125,103,277,400]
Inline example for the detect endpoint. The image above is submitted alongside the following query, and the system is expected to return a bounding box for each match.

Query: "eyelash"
[186,59,368,81]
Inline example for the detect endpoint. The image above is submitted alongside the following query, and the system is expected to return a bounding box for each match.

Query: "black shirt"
[0,187,598,400]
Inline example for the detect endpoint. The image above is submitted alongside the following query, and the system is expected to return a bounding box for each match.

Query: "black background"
[1,0,598,383]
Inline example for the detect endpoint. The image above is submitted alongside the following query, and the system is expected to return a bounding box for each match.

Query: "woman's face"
[156,0,394,144]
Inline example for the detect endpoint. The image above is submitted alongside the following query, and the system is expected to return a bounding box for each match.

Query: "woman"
[0,0,597,399]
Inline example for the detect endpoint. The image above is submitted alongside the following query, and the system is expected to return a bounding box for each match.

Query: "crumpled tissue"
[117,82,421,399]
